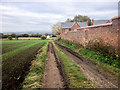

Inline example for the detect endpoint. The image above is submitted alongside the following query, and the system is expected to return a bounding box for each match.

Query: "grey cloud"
[1,1,118,33]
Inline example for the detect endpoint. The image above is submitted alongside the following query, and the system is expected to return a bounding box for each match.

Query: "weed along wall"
[57,16,120,53]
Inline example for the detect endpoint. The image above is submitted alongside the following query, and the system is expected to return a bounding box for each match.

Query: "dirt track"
[42,42,64,88]
[55,42,118,88]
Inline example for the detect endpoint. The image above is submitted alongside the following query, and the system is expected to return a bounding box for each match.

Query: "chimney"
[91,19,94,25]
[86,20,89,26]
[106,20,110,23]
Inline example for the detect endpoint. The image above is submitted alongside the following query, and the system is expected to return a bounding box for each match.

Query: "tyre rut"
[42,42,69,88]
[55,42,118,88]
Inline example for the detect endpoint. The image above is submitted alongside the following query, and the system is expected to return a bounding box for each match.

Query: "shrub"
[8,36,12,40]
[57,39,83,49]
[57,38,120,68]
[85,40,119,60]
[58,37,61,41]
[41,35,46,40]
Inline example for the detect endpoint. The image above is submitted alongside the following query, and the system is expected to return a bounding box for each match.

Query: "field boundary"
[19,42,46,89]
[55,41,117,88]
[22,41,49,88]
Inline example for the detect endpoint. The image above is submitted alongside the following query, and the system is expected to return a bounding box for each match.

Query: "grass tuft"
[56,39,120,77]
[53,41,97,88]
[22,41,49,88]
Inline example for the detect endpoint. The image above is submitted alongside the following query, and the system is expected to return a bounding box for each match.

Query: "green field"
[1,40,48,89]
[1,39,118,89]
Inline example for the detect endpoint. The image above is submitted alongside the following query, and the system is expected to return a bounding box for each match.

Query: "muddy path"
[55,42,118,88]
[42,42,68,88]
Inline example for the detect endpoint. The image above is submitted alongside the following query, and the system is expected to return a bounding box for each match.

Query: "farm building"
[57,16,120,53]
[47,35,50,39]
[61,20,110,34]
[91,19,111,25]
[61,22,87,33]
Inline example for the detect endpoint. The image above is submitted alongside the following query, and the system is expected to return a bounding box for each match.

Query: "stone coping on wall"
[77,23,112,30]
[111,16,120,20]
[61,31,78,35]
[77,16,119,30]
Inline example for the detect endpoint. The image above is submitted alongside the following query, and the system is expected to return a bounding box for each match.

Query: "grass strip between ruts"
[53,41,97,88]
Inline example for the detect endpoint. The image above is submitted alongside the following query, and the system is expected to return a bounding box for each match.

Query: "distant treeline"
[0,33,56,38]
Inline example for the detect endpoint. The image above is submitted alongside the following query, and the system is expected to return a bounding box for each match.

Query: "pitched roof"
[77,22,87,27]
[61,22,75,29]
[61,22,87,29]
[78,23,112,30]
[93,20,110,25]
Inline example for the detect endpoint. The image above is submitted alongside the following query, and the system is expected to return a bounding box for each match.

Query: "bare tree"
[51,22,61,35]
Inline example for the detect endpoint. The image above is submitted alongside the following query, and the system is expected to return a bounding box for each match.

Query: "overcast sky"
[0,0,119,33]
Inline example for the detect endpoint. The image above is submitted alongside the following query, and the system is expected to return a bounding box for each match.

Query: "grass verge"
[56,40,120,77]
[22,41,49,88]
[53,41,97,88]
[78,49,120,77]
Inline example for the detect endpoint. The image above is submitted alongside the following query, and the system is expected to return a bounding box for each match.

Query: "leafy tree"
[52,34,56,37]
[45,33,49,36]
[0,33,3,39]
[8,36,12,40]
[41,35,46,40]
[39,34,42,37]
[15,35,19,40]
[66,18,72,22]
[52,22,61,35]
[30,33,42,37]
[88,19,92,26]
[36,33,41,37]
[22,34,29,37]
[17,34,22,37]
[66,14,91,22]
[30,34,35,37]
[1,34,9,38]
[11,33,16,38]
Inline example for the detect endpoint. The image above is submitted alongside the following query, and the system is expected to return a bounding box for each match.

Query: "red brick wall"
[119,18,120,54]
[71,22,80,31]
[61,29,66,33]
[58,17,120,53]
[87,25,118,50]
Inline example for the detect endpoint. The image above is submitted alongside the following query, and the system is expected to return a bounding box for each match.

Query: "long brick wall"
[57,16,120,53]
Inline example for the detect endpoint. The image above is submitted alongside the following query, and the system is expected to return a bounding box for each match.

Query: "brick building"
[57,16,120,53]
[61,20,110,34]
[61,22,86,33]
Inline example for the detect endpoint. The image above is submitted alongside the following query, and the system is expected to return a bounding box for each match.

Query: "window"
[66,29,69,32]
[74,28,77,31]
